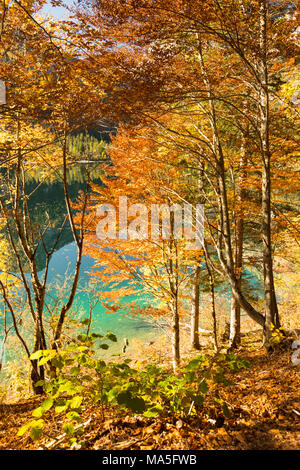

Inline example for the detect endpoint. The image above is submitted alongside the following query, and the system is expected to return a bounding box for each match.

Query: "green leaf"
[107,387,121,402]
[41,398,53,412]
[34,380,45,388]
[37,356,51,366]
[185,355,205,371]
[77,334,87,342]
[29,420,44,440]
[55,404,69,414]
[66,411,82,422]
[30,350,44,360]
[106,332,117,342]
[144,405,163,418]
[116,390,132,405]
[52,356,64,370]
[185,371,195,383]
[99,343,109,350]
[70,396,83,409]
[96,360,106,371]
[91,333,104,339]
[37,350,57,366]
[193,394,205,406]
[222,402,230,418]
[63,423,74,436]
[127,397,146,413]
[198,380,209,394]
[225,353,237,362]
[81,374,93,381]
[17,421,34,437]
[32,407,44,418]
[58,381,77,394]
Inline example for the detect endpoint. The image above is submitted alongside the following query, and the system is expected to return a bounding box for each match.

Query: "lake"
[0,163,159,361]
[0,162,264,364]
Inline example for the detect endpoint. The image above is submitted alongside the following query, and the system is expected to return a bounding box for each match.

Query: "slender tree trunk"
[171,296,180,370]
[230,111,249,348]
[203,243,218,350]
[259,0,280,345]
[191,160,205,349]
[230,298,241,348]
[30,361,45,395]
[210,271,218,351]
[197,36,265,329]
[191,262,201,350]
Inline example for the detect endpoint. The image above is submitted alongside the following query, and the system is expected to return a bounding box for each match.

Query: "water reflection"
[0,162,157,350]
[0,163,103,273]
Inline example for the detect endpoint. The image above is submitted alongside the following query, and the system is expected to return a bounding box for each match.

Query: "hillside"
[1,339,299,451]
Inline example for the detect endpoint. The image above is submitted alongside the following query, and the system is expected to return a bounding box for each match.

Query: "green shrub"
[17,333,250,444]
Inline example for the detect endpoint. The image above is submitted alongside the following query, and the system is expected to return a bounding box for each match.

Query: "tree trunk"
[191,263,201,350]
[171,297,180,371]
[197,36,265,329]
[259,0,280,345]
[230,298,241,348]
[230,107,249,349]
[30,361,45,395]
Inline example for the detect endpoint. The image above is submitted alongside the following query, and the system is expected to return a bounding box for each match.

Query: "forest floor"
[0,336,299,450]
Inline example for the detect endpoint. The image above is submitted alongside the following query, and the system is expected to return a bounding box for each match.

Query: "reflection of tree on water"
[0,164,103,273]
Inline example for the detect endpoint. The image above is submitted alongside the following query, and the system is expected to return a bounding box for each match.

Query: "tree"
[0,0,104,391]
[76,0,298,345]
[83,125,203,369]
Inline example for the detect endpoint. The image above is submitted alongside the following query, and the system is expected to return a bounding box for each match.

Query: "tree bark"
[229,107,249,348]
[259,0,280,344]
[191,262,201,350]
[171,296,180,370]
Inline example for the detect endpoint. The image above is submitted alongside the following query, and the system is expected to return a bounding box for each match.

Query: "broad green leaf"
[30,350,44,360]
[63,423,74,436]
[29,420,44,440]
[34,380,44,388]
[222,402,230,418]
[117,390,132,405]
[55,404,69,414]
[198,380,209,394]
[32,407,44,418]
[17,421,33,437]
[37,355,54,366]
[185,371,195,383]
[70,396,83,409]
[127,397,146,413]
[185,356,205,371]
[41,398,53,412]
[77,334,87,342]
[66,411,82,422]
[144,405,163,418]
[193,394,204,406]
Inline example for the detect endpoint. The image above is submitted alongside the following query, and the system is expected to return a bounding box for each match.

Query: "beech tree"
[0,0,104,391]
[83,124,205,368]
[76,0,298,345]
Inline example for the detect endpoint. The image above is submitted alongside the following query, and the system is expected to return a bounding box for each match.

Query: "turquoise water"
[0,163,264,362]
[45,241,158,343]
[0,165,158,363]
